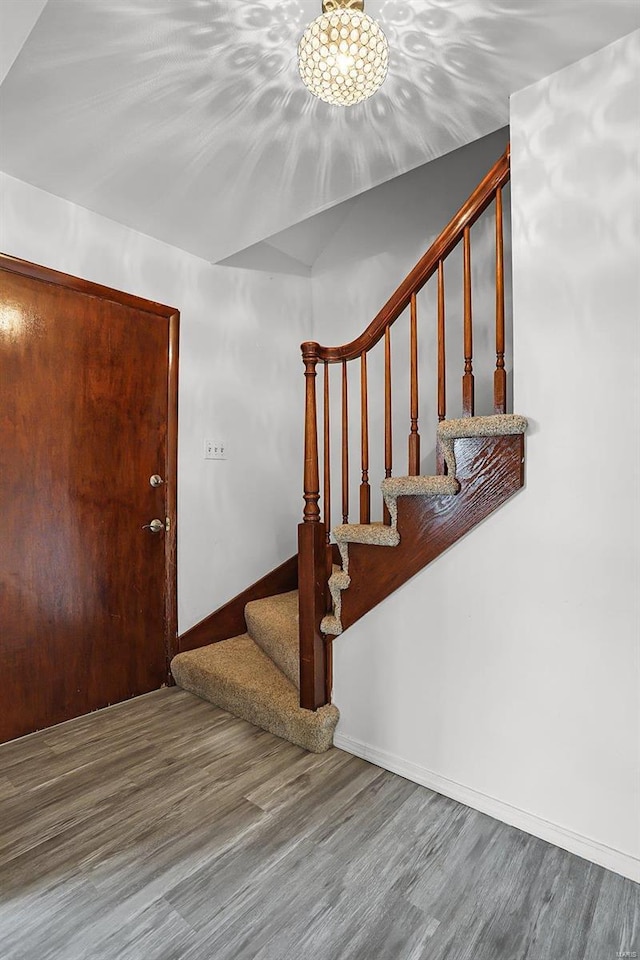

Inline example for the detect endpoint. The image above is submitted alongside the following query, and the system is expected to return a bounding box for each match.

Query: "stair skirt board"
[171,635,339,754]
[322,415,527,636]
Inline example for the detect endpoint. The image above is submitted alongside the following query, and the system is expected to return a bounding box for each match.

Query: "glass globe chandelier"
[298,0,389,107]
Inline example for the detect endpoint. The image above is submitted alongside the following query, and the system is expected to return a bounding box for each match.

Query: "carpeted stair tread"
[333,521,400,547]
[329,568,351,590]
[437,413,528,439]
[320,567,352,637]
[171,634,339,753]
[245,589,300,689]
[321,613,342,636]
[381,474,460,525]
[381,474,460,498]
[437,413,528,476]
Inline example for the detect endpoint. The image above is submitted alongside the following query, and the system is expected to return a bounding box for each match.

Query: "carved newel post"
[298,342,328,710]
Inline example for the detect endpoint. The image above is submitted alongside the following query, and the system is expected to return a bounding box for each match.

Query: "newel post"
[301,342,321,523]
[298,342,328,710]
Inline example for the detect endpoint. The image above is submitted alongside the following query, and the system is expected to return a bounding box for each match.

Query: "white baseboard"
[333,732,640,883]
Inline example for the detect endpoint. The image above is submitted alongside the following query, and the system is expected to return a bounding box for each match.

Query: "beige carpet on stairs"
[245,589,299,688]
[171,632,339,754]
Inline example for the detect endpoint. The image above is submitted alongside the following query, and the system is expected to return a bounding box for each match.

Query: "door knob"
[142,518,165,533]
[149,475,164,487]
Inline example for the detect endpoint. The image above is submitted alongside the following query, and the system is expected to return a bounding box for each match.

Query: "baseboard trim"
[333,731,640,883]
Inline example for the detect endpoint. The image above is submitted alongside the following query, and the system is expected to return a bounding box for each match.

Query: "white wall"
[331,31,640,881]
[0,173,311,633]
[0,0,47,87]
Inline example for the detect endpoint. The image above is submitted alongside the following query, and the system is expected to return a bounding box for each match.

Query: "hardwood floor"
[0,688,637,960]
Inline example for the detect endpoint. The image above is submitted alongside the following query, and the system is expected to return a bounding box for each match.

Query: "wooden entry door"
[0,255,179,743]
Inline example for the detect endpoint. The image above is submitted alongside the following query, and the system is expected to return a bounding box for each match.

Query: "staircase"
[171,145,527,752]
[171,592,339,753]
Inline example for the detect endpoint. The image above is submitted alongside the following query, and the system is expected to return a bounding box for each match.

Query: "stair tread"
[171,634,338,753]
[437,414,528,478]
[381,474,459,497]
[333,522,400,547]
[437,413,528,439]
[245,590,299,689]
[321,613,342,636]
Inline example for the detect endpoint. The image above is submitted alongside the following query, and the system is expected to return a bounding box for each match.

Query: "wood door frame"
[0,252,180,678]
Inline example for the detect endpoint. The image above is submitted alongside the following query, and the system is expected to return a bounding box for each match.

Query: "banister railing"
[298,146,511,710]
[308,146,510,365]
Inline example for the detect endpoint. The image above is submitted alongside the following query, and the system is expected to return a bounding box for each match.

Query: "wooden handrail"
[309,145,510,364]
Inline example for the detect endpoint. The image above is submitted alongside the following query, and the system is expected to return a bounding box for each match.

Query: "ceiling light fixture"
[298,0,389,107]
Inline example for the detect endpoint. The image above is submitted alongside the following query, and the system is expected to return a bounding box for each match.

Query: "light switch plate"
[204,439,227,460]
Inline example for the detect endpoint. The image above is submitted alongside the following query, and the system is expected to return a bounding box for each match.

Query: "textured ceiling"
[0,0,48,86]
[0,0,638,263]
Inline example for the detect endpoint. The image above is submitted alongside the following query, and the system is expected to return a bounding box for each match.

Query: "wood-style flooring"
[0,687,637,960]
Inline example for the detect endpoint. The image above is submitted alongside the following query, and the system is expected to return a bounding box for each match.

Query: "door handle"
[149,475,164,487]
[142,518,165,533]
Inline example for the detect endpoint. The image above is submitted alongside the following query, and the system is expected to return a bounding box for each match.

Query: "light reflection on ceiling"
[0,0,638,263]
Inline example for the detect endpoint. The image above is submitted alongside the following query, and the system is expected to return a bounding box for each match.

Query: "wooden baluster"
[301,343,321,522]
[342,360,349,524]
[383,325,392,524]
[437,259,446,474]
[360,352,370,523]
[408,292,420,475]
[494,187,506,413]
[298,341,327,710]
[462,226,474,416]
[323,361,333,604]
